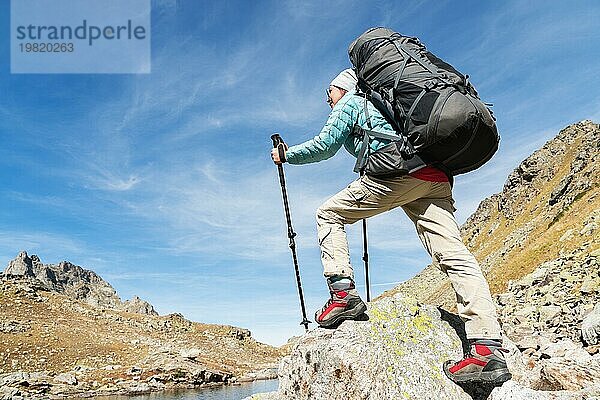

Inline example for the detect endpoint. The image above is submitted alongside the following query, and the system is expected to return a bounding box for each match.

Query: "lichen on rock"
[272,294,494,400]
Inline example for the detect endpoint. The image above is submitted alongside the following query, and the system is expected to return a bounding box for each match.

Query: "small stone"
[496,293,512,306]
[580,222,598,236]
[539,305,562,322]
[558,270,580,283]
[581,277,600,294]
[127,366,143,375]
[129,382,151,393]
[180,348,201,359]
[559,229,576,242]
[523,348,537,357]
[102,365,122,371]
[515,334,541,351]
[586,345,600,355]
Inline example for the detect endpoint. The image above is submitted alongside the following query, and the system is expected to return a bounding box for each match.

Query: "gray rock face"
[3,251,157,315]
[5,251,34,276]
[4,251,121,309]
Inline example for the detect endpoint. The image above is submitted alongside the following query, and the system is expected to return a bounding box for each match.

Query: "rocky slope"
[0,253,284,399]
[387,120,599,307]
[247,120,600,400]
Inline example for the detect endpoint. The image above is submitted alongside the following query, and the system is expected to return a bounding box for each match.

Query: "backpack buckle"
[424,81,437,91]
[400,139,416,159]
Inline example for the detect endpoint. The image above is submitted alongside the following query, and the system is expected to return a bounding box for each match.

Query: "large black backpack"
[348,27,499,177]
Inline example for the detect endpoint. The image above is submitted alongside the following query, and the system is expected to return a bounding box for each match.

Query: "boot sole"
[443,361,512,385]
[318,302,367,328]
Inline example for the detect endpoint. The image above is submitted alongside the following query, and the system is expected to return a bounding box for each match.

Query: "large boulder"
[582,303,600,346]
[271,295,500,399]
[247,294,600,400]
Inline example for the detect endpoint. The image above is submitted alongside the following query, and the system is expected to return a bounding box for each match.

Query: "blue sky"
[1,0,599,346]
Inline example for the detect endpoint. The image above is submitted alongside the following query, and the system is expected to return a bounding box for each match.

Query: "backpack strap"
[389,38,455,135]
[353,97,373,174]
[354,96,406,174]
[389,37,441,78]
[353,127,370,174]
[363,96,373,130]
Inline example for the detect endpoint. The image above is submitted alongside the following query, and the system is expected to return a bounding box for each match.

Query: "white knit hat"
[330,68,358,92]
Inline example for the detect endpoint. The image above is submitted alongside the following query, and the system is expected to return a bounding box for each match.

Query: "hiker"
[270,68,511,384]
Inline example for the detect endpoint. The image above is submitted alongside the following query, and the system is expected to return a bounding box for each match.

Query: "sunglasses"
[325,88,333,106]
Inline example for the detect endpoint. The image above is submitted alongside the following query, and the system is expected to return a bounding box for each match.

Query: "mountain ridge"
[4,250,157,315]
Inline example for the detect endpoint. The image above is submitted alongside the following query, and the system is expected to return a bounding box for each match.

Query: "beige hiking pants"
[316,174,502,340]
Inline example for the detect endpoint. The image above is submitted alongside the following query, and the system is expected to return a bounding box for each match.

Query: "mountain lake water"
[96,379,278,400]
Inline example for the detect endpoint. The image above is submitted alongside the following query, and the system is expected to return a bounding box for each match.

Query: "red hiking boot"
[443,339,512,384]
[315,276,367,328]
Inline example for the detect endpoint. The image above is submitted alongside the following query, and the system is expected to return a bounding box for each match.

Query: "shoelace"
[319,291,344,315]
[454,351,473,364]
[454,344,508,364]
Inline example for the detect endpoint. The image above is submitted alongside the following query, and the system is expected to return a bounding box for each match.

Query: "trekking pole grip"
[271,133,287,163]
[271,133,283,148]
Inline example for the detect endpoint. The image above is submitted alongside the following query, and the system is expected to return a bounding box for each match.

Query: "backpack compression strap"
[387,37,457,135]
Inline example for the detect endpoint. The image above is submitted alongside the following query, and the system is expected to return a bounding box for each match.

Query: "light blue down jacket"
[285,90,397,165]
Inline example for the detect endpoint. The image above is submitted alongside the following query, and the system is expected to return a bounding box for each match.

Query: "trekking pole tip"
[300,319,311,332]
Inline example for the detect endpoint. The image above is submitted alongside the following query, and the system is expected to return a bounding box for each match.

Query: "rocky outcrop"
[246,294,600,400]
[0,365,230,400]
[3,251,156,315]
[122,296,158,316]
[5,252,35,276]
[251,295,481,399]
[481,120,597,224]
[491,244,600,393]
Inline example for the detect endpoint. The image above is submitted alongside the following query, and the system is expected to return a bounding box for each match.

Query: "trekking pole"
[362,218,371,302]
[358,167,372,303]
[271,133,311,332]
